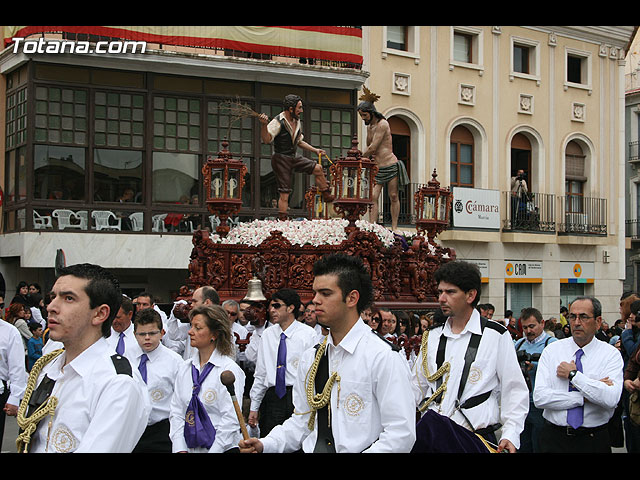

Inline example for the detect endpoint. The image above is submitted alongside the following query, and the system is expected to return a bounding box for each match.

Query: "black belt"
[544,420,608,437]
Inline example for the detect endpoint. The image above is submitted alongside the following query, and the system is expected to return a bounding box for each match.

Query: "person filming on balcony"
[510,169,529,229]
[357,87,409,233]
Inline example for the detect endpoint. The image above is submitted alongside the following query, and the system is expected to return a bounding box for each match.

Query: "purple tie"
[138,354,148,384]
[184,363,217,449]
[116,332,125,355]
[275,332,287,399]
[567,348,584,429]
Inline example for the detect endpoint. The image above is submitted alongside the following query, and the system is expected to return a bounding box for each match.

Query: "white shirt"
[411,310,529,449]
[169,349,246,453]
[245,323,268,365]
[0,320,28,406]
[30,306,46,329]
[107,322,142,362]
[266,112,303,146]
[533,336,624,428]
[249,320,318,412]
[232,322,250,363]
[135,343,183,426]
[261,319,417,453]
[29,337,151,453]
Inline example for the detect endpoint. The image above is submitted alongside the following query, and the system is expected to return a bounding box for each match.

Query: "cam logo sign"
[560,261,594,284]
[505,261,542,283]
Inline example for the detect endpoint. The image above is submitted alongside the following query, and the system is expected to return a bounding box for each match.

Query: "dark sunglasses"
[270,302,285,310]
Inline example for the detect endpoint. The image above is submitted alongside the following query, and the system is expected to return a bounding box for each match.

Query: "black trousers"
[132,418,172,454]
[538,420,611,453]
[258,385,293,437]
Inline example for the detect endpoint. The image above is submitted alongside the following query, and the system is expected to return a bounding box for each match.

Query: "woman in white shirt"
[169,304,245,453]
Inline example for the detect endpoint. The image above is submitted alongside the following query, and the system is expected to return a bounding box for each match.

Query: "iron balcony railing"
[630,141,639,162]
[502,191,556,233]
[558,195,607,235]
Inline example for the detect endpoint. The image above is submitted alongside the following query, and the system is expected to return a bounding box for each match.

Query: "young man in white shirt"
[248,288,317,437]
[533,296,623,453]
[240,253,417,453]
[132,307,183,453]
[411,260,529,453]
[17,263,150,453]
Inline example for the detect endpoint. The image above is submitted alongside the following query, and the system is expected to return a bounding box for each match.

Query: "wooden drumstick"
[220,369,250,440]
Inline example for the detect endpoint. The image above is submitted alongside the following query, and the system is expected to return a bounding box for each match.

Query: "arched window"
[450,125,474,187]
[565,140,586,213]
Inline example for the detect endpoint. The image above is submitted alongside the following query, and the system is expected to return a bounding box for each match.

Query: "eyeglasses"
[135,330,161,338]
[270,302,285,310]
[567,314,595,321]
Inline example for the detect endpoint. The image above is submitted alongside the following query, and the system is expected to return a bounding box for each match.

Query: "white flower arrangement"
[209,218,397,248]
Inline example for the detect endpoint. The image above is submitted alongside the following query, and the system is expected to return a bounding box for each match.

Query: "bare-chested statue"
[259,94,334,219]
[357,87,409,232]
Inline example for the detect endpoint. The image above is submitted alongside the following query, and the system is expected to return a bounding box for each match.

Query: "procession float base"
[178,218,455,310]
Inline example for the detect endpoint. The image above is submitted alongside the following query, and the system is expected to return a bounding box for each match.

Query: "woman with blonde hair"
[169,304,245,453]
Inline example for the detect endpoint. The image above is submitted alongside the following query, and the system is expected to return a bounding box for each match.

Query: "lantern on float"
[329,136,378,231]
[202,139,247,236]
[414,169,452,242]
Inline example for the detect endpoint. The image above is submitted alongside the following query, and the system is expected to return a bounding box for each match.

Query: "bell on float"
[243,276,267,302]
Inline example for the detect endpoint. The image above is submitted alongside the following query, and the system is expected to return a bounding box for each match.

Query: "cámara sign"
[452,187,501,229]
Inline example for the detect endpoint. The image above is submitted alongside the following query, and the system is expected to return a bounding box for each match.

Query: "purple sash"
[411,410,490,453]
[184,362,216,449]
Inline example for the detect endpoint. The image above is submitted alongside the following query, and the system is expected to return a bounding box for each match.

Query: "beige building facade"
[361,26,635,321]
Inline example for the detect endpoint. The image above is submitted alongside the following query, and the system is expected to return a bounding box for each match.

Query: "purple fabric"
[138,354,148,384]
[116,332,125,355]
[567,348,584,429]
[184,362,216,449]
[275,332,287,399]
[411,410,490,453]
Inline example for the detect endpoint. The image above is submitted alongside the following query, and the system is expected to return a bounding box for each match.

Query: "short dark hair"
[629,300,640,316]
[434,261,481,307]
[134,307,163,331]
[56,263,122,338]
[137,291,154,304]
[520,307,543,323]
[272,288,302,319]
[571,296,602,318]
[200,286,220,305]
[313,253,374,314]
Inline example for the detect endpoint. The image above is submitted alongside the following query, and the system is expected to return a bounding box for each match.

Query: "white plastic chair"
[33,211,53,229]
[152,214,168,232]
[129,212,144,231]
[76,210,88,230]
[91,210,121,231]
[52,209,84,230]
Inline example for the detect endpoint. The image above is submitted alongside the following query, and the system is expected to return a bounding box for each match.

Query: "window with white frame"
[565,48,592,89]
[510,36,540,81]
[450,27,483,70]
[383,26,419,59]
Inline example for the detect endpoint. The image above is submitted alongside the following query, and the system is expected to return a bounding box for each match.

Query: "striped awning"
[3,26,363,65]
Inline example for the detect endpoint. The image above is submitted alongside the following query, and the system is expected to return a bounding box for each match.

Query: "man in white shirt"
[411,260,529,453]
[248,288,317,437]
[16,263,150,453]
[240,253,417,453]
[107,295,142,362]
[533,296,623,453]
[132,307,183,453]
[1,316,27,444]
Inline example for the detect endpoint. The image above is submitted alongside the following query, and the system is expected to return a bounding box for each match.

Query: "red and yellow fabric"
[2,26,362,64]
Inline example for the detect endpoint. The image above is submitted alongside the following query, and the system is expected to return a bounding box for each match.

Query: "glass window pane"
[152,152,199,203]
[93,149,143,203]
[454,33,471,63]
[34,145,85,200]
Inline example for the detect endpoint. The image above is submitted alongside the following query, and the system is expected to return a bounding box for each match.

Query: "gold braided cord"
[303,337,340,431]
[416,329,451,413]
[15,348,64,453]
